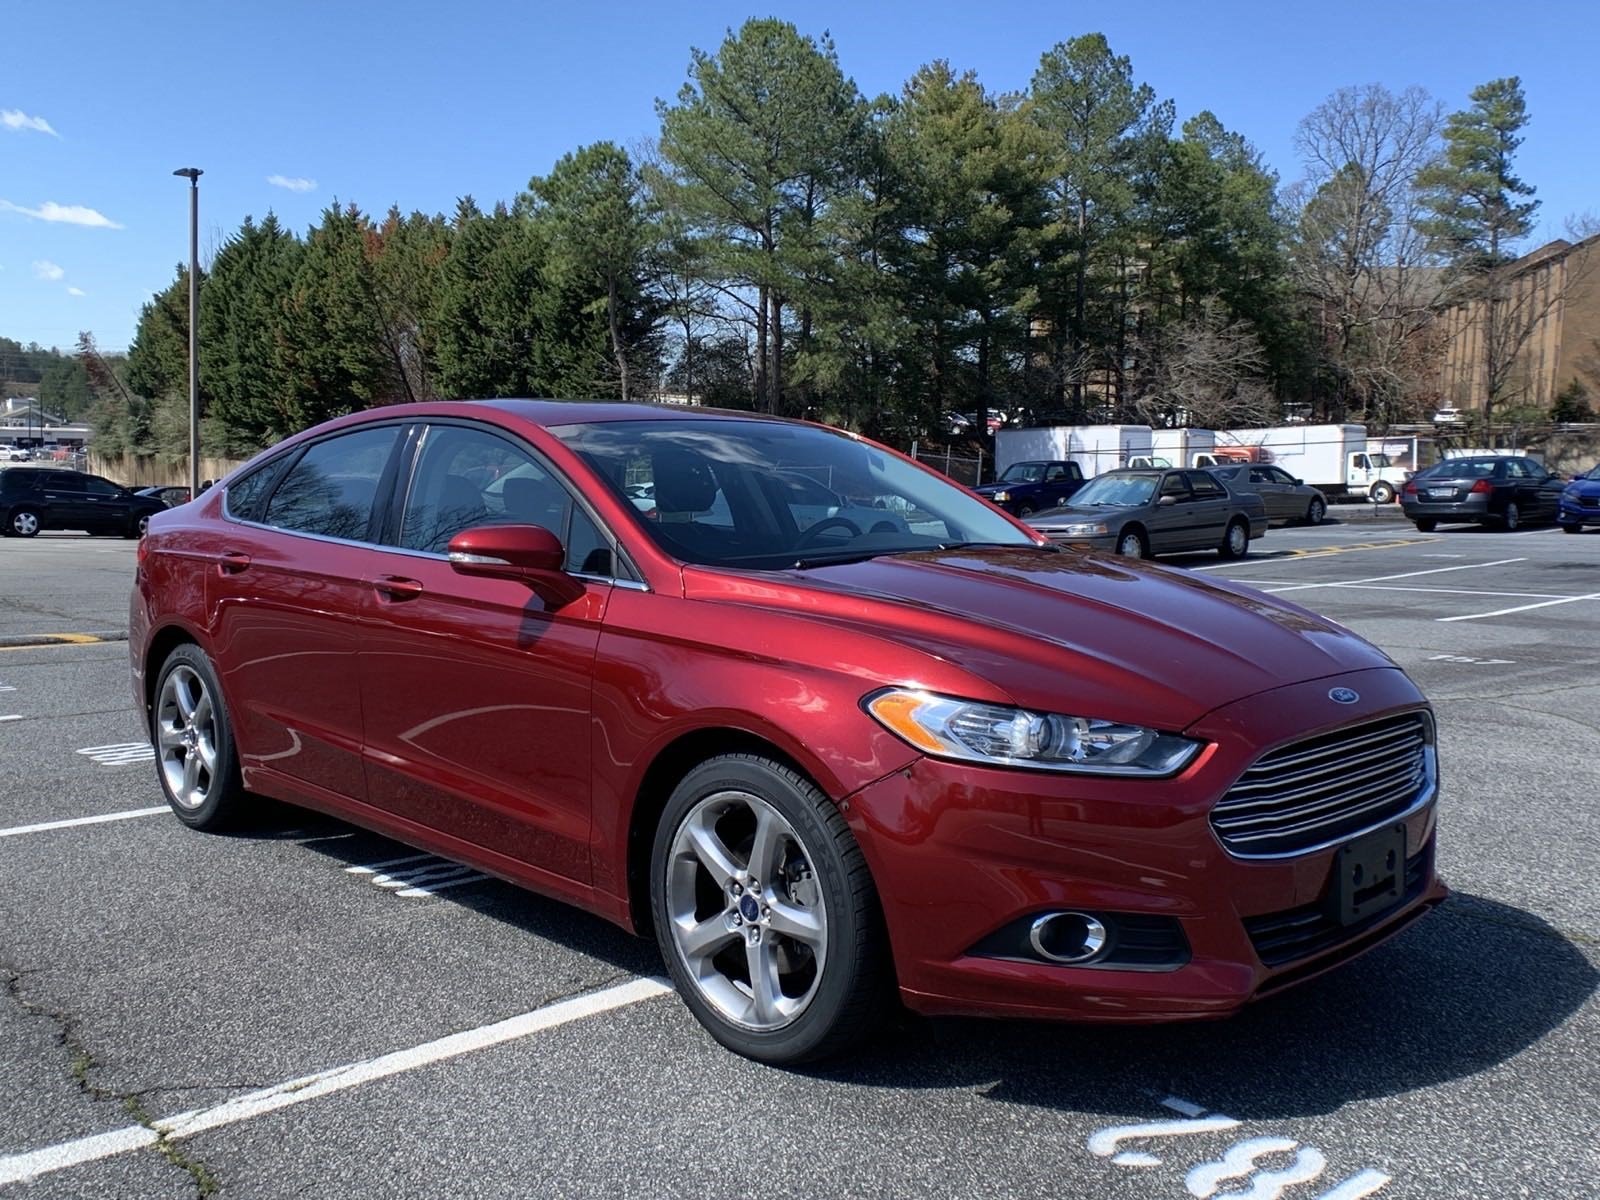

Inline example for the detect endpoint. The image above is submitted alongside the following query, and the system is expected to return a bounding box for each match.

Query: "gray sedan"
[1206,464,1327,525]
[1027,468,1268,559]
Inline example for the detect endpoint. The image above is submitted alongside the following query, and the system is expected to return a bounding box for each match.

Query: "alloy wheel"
[156,664,218,810]
[665,790,828,1032]
[1307,499,1325,525]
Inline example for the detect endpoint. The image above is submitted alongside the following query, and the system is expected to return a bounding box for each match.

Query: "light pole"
[173,167,202,495]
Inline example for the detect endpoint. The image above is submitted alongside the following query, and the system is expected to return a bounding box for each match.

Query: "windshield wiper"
[934,540,1061,552]
[789,549,900,569]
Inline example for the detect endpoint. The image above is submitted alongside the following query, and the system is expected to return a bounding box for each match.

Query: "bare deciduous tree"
[1288,84,1445,426]
[1134,299,1275,429]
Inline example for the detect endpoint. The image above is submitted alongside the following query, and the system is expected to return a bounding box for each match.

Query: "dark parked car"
[1206,464,1328,525]
[972,460,1085,516]
[136,485,194,509]
[1028,467,1267,559]
[1558,463,1600,533]
[132,401,1444,1063]
[1400,456,1565,531]
[1,467,166,538]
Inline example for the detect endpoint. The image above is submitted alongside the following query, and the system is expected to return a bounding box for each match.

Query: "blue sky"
[3,0,1595,354]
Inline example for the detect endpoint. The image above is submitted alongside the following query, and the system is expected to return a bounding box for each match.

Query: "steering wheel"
[795,516,863,548]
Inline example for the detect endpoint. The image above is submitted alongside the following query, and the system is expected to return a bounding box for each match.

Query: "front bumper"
[1558,499,1600,527]
[844,667,1446,1022]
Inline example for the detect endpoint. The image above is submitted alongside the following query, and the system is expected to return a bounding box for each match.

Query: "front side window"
[1186,471,1225,498]
[262,425,400,542]
[1000,463,1047,483]
[553,418,1035,569]
[1160,473,1192,500]
[45,473,85,493]
[85,476,123,497]
[400,423,615,575]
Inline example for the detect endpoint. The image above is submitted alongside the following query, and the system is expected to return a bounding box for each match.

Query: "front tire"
[1115,527,1148,559]
[650,754,890,1064]
[1218,518,1250,559]
[1370,481,1396,505]
[1501,502,1520,531]
[151,644,247,830]
[1015,502,1036,518]
[1561,522,1582,534]
[1305,498,1326,526]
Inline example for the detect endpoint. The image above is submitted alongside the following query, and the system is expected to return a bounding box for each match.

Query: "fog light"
[1028,912,1109,964]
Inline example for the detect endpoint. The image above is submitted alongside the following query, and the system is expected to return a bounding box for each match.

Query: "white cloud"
[0,199,123,229]
[267,174,317,193]
[1,109,58,136]
[66,286,86,297]
[32,259,65,281]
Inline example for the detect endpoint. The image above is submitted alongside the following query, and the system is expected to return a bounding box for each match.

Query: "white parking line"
[0,807,168,839]
[0,975,673,1187]
[1261,558,1526,595]
[0,715,22,723]
[1437,589,1600,623]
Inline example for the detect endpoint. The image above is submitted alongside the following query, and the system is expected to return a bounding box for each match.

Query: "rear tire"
[1218,518,1250,559]
[649,754,891,1064]
[8,507,40,537]
[151,644,247,831]
[1414,519,1437,532]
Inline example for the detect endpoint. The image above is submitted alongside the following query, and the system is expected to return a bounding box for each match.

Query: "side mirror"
[1293,478,1303,486]
[1157,494,1178,507]
[447,523,583,607]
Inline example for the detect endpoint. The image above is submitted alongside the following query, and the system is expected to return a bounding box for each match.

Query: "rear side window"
[262,426,400,542]
[224,457,291,523]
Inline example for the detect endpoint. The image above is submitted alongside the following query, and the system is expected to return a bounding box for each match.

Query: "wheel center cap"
[737,894,761,923]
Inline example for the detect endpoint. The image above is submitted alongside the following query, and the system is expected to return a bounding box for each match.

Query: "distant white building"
[1,396,91,448]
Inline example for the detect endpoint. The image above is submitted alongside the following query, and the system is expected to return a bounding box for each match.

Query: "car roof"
[478,399,797,428]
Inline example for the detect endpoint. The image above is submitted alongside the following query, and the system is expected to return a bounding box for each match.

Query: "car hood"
[1027,504,1135,526]
[683,548,1397,731]
[972,482,1010,495]
[1566,479,1600,496]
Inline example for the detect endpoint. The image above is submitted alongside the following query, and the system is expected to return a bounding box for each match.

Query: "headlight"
[1059,521,1109,536]
[991,490,1011,502]
[865,689,1202,776]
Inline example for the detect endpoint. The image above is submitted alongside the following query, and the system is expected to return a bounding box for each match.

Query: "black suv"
[0,468,167,538]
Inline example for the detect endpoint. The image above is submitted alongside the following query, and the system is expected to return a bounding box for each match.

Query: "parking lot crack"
[2,961,225,1197]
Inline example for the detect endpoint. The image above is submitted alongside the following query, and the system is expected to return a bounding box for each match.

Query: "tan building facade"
[1433,233,1600,413]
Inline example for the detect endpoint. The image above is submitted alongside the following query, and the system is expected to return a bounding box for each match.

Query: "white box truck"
[995,425,1153,479]
[1128,428,1217,469]
[1217,424,1412,503]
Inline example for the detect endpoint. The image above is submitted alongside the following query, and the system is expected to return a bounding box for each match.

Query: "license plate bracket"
[1427,487,1454,498]
[1330,824,1406,926]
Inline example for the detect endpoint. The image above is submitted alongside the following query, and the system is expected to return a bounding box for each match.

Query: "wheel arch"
[624,726,832,937]
[141,620,209,721]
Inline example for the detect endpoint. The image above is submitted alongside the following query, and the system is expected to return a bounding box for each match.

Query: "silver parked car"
[1027,468,1268,559]
[1206,464,1327,525]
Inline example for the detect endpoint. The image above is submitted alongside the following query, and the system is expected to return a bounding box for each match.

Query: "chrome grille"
[1210,713,1433,857]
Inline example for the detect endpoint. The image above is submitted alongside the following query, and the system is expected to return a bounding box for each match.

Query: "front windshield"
[1068,473,1157,507]
[1586,464,1600,481]
[552,418,1038,569]
[1000,463,1046,483]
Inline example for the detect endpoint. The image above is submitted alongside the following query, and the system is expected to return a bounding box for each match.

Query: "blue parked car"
[972,460,1085,516]
[1559,464,1600,533]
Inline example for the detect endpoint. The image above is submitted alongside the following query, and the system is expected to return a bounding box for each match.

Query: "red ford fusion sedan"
[130,401,1446,1063]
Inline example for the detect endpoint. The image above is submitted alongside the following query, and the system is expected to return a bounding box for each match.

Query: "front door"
[83,475,134,531]
[39,472,92,529]
[357,421,619,888]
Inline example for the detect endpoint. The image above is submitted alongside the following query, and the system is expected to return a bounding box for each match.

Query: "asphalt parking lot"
[2,519,1597,1199]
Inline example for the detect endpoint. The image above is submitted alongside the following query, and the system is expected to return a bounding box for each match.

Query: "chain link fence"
[908,442,986,486]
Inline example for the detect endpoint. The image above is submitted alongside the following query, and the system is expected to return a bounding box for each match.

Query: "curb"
[0,631,129,649]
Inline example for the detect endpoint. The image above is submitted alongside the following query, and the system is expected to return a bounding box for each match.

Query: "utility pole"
[173,168,203,495]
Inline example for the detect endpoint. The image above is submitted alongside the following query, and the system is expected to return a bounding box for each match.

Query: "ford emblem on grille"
[1328,687,1360,704]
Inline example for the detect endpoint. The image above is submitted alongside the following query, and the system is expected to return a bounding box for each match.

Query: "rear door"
[356,420,621,887]
[38,472,91,529]
[209,423,405,805]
